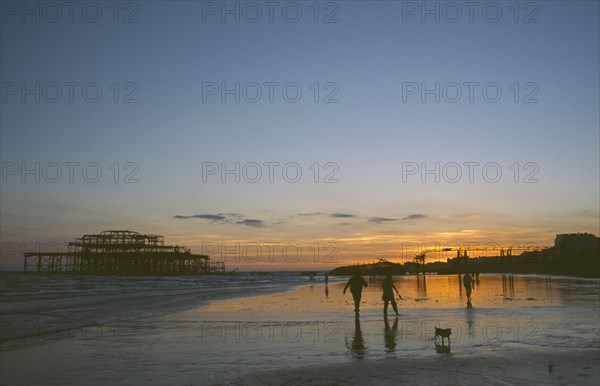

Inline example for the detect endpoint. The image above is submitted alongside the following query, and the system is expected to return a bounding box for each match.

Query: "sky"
[1,0,599,270]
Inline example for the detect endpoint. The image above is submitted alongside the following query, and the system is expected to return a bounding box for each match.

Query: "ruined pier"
[23,230,225,275]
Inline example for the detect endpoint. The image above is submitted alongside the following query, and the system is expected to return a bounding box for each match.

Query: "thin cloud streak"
[369,217,397,224]
[237,219,265,227]
[402,214,427,221]
[330,213,356,218]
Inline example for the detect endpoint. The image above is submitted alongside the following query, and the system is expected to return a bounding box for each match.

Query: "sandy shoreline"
[231,346,599,386]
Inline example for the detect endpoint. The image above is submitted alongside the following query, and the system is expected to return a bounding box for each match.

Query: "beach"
[1,274,599,385]
[234,347,598,386]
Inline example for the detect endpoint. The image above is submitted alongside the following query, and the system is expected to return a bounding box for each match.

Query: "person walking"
[343,272,368,315]
[382,273,401,315]
[463,272,474,307]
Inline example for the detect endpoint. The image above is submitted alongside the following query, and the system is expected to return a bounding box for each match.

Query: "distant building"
[554,233,600,259]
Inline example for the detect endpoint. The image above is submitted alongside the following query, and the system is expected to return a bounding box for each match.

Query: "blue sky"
[1,1,598,270]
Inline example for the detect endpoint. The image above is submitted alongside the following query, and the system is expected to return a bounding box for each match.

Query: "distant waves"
[0,272,309,347]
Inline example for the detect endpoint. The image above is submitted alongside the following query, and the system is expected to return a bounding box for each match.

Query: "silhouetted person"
[343,272,368,314]
[325,273,329,284]
[382,273,401,315]
[463,272,473,307]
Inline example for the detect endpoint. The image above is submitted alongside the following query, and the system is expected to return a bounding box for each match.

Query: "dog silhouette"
[434,327,452,345]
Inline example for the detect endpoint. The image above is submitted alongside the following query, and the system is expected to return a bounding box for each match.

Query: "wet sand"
[233,346,599,386]
[190,275,600,385]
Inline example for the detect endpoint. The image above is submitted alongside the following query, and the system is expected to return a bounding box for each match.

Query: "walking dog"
[434,327,452,346]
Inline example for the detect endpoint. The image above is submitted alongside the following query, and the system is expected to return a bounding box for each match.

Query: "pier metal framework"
[23,230,225,275]
[417,245,551,260]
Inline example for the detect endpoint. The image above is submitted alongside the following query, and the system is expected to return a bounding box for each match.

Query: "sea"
[0,272,312,346]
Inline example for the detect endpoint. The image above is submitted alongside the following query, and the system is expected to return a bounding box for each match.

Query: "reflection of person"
[382,273,401,315]
[463,273,473,306]
[348,315,366,358]
[465,306,476,342]
[383,315,399,351]
[343,272,368,314]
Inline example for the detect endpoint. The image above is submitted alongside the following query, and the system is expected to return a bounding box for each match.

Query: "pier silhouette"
[23,230,225,275]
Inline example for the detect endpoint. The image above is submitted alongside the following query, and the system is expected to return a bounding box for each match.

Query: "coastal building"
[554,233,600,259]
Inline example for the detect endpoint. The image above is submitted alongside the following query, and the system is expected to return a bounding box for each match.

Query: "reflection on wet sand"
[502,274,515,300]
[383,315,399,352]
[154,274,596,383]
[199,274,575,317]
[347,316,366,359]
[544,277,553,301]
[416,275,427,298]
[465,306,476,343]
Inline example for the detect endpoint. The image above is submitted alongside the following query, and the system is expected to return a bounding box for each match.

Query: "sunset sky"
[1,1,598,270]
